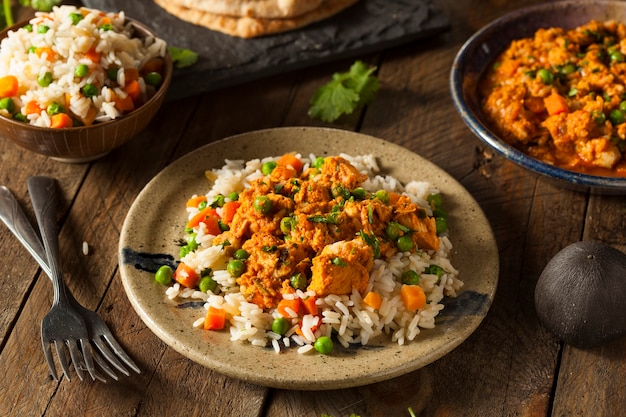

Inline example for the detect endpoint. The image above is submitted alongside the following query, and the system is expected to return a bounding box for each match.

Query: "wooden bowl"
[0,17,172,163]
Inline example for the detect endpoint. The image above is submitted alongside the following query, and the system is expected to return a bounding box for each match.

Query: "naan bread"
[153,0,360,38]
[161,0,324,19]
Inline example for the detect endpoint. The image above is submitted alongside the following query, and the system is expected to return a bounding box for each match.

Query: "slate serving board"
[82,0,450,100]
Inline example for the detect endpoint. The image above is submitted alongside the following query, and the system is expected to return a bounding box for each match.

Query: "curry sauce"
[480,20,626,176]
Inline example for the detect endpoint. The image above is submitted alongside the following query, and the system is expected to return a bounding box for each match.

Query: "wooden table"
[2,0,626,415]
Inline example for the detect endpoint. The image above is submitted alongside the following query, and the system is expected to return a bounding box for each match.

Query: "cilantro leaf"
[309,60,379,123]
[168,46,198,69]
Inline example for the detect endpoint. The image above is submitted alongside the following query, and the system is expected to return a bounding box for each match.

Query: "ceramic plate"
[119,127,498,390]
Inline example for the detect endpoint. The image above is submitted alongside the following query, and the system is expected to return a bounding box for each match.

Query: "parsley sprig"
[309,60,379,123]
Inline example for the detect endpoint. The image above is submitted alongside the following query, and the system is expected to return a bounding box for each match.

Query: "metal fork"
[0,184,140,381]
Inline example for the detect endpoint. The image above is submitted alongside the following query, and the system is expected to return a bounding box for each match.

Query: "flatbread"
[153,0,361,38]
[161,0,325,19]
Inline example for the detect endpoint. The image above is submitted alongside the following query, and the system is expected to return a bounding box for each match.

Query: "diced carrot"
[301,296,318,316]
[186,207,219,229]
[0,75,18,97]
[204,306,226,330]
[100,16,111,25]
[277,298,301,318]
[543,92,569,116]
[141,57,164,75]
[186,195,208,208]
[114,94,135,112]
[24,100,41,115]
[123,67,139,82]
[363,291,383,309]
[85,47,100,63]
[496,59,520,77]
[35,47,56,61]
[174,262,200,288]
[201,215,222,236]
[49,113,73,128]
[123,79,141,102]
[400,285,426,311]
[221,201,241,224]
[277,153,304,172]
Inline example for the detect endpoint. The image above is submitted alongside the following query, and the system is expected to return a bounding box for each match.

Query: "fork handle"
[27,176,68,306]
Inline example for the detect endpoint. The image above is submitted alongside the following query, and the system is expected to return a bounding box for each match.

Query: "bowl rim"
[450,0,626,191]
[0,14,173,132]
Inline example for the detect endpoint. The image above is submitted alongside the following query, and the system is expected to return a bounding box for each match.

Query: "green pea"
[610,109,626,125]
[271,317,290,336]
[427,193,443,209]
[144,72,162,87]
[74,64,89,77]
[37,25,50,34]
[372,190,390,204]
[0,97,15,113]
[81,83,98,98]
[537,68,553,84]
[435,217,447,235]
[262,161,277,175]
[290,273,307,290]
[314,336,333,354]
[312,156,325,169]
[13,112,27,122]
[280,216,293,235]
[107,67,120,81]
[385,221,402,241]
[27,46,36,54]
[433,208,447,219]
[218,219,229,232]
[70,12,84,25]
[561,63,576,74]
[227,259,246,277]
[38,71,53,87]
[351,187,367,200]
[155,265,173,285]
[610,49,625,63]
[23,24,32,32]
[233,249,250,260]
[592,110,606,125]
[397,235,414,252]
[253,195,272,214]
[619,101,626,113]
[425,264,444,278]
[197,200,208,210]
[46,102,64,116]
[98,23,113,31]
[401,270,420,285]
[198,276,217,293]
[227,191,239,201]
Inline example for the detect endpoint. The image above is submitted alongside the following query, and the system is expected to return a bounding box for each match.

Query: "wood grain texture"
[2,0,626,416]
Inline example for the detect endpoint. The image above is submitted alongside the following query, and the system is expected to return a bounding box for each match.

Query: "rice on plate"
[0,5,167,128]
[157,152,463,354]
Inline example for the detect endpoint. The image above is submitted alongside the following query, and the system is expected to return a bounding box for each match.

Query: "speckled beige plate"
[119,127,498,390]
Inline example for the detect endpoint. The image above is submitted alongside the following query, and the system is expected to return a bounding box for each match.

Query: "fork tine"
[41,340,59,381]
[102,334,141,374]
[92,336,130,376]
[90,346,119,381]
[79,339,97,381]
[66,340,85,381]
[54,340,72,381]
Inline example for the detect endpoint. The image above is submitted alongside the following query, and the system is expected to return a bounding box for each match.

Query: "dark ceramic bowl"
[0,17,172,163]
[450,1,626,193]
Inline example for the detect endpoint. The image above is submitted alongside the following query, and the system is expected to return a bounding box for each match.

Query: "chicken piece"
[237,232,308,309]
[316,156,367,190]
[308,239,373,297]
[293,179,333,214]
